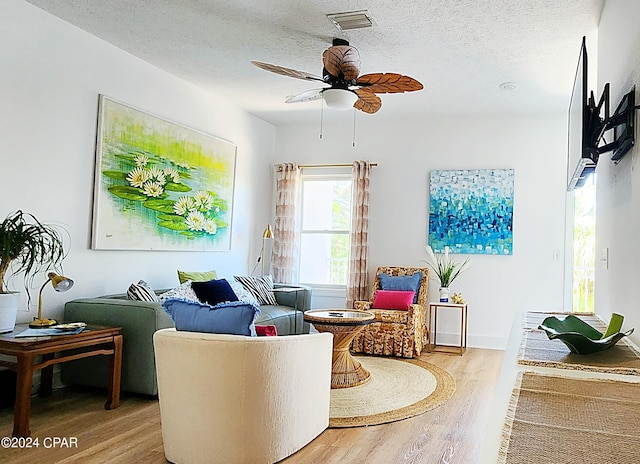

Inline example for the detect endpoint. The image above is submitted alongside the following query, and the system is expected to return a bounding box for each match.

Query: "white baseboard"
[431,332,507,351]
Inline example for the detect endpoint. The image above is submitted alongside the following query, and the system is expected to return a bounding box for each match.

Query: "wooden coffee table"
[0,324,123,437]
[304,309,375,389]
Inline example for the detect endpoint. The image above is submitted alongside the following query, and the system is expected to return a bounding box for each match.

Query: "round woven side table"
[304,309,375,388]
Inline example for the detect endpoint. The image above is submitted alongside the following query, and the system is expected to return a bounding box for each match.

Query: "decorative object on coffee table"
[538,313,634,355]
[0,210,68,333]
[29,273,74,328]
[304,309,375,388]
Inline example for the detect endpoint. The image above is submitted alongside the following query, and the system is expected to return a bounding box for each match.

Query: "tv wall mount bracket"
[590,85,639,164]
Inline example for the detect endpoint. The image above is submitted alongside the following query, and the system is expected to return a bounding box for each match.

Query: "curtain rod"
[298,163,378,168]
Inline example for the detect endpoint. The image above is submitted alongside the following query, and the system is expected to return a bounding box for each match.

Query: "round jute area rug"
[329,356,456,428]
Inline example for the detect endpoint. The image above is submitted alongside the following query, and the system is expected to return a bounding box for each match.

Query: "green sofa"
[61,284,312,396]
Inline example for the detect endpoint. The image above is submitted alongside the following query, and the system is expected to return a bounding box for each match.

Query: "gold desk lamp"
[29,272,74,328]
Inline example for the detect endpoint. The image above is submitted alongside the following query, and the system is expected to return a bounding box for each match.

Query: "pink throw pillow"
[372,290,416,310]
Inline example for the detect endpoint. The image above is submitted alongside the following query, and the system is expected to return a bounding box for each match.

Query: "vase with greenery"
[424,245,471,302]
[0,210,67,332]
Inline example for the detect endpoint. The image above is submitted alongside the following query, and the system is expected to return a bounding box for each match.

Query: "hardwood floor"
[0,348,503,464]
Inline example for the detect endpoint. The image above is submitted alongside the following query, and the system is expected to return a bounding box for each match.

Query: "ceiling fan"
[251,38,423,114]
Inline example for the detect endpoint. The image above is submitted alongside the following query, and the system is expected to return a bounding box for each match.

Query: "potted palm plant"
[424,245,471,302]
[0,210,67,332]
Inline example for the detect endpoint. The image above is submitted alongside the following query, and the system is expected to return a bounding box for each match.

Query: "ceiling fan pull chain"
[352,109,357,147]
[319,97,324,140]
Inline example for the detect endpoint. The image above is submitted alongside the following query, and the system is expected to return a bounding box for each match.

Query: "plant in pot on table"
[424,245,470,302]
[0,210,67,333]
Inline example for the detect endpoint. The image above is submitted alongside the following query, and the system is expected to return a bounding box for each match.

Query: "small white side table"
[427,302,468,355]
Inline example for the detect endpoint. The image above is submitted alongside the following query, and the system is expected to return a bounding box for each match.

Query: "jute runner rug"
[499,372,640,464]
[329,356,455,427]
[518,319,640,375]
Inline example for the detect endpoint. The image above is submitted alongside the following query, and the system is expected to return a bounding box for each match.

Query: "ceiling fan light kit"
[251,38,423,115]
[323,89,358,110]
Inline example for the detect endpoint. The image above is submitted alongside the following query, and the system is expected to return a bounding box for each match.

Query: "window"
[572,176,595,312]
[298,175,352,286]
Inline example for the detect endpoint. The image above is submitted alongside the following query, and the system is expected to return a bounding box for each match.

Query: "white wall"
[275,112,568,348]
[0,1,587,350]
[595,0,640,346]
[0,1,275,324]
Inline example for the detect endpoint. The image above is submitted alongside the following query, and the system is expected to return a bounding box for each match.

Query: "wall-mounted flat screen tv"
[567,37,597,191]
[567,37,637,188]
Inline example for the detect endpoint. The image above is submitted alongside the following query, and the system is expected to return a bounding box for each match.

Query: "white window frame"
[297,172,352,289]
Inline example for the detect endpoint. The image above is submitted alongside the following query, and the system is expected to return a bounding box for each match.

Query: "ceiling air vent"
[326,10,374,31]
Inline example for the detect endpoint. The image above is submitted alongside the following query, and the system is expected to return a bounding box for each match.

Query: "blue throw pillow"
[378,272,423,304]
[162,298,260,336]
[191,278,239,306]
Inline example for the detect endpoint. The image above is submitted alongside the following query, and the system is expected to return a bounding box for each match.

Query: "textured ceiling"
[25,0,605,126]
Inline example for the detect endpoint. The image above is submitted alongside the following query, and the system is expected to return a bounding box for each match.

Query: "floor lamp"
[261,224,274,276]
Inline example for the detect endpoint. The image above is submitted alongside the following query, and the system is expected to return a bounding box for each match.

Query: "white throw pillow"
[158,280,200,303]
[228,279,260,306]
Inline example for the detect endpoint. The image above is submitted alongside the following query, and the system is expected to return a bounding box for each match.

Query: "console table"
[0,324,122,437]
[479,313,640,462]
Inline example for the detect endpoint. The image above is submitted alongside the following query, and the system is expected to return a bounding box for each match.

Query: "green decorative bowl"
[538,313,634,355]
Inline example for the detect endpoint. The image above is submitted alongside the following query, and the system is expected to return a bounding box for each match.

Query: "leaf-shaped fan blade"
[285,89,324,104]
[322,45,361,81]
[356,73,423,93]
[353,88,382,114]
[251,61,324,82]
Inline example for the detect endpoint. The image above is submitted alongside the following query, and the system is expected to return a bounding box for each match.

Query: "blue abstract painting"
[429,169,514,255]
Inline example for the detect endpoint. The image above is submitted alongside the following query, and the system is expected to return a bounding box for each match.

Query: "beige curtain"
[272,163,301,284]
[346,160,371,308]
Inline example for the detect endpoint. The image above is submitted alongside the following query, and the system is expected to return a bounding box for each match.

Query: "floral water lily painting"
[429,169,514,255]
[92,96,236,251]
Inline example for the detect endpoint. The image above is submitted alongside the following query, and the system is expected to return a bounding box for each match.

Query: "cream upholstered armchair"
[351,266,429,358]
[153,329,333,464]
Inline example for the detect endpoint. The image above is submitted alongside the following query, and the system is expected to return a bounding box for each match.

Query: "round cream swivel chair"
[153,329,333,464]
